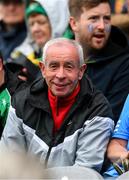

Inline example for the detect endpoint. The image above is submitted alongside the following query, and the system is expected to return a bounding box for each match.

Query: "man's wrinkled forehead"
[45,41,79,62]
[46,42,77,57]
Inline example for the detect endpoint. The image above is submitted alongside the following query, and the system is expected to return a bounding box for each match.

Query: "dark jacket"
[87,26,129,124]
[1,75,114,172]
[0,66,28,137]
[0,21,27,61]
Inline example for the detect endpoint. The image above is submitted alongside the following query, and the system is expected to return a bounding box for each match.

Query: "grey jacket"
[0,75,114,172]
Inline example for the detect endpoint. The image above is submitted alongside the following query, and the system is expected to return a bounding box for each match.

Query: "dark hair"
[0,52,3,62]
[69,0,110,19]
[0,0,24,5]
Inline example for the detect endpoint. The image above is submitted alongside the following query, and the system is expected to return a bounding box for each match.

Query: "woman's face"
[28,14,51,47]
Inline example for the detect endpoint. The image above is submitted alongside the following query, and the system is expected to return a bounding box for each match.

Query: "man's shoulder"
[12,76,44,106]
[82,75,113,119]
[0,88,10,100]
[12,85,30,107]
[0,88,10,108]
[81,75,112,106]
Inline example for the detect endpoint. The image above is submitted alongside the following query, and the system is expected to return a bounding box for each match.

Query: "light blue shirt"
[104,94,129,177]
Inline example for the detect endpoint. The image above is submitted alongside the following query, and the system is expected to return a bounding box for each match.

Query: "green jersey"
[0,88,11,127]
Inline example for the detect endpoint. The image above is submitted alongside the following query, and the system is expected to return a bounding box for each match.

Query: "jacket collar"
[28,74,94,110]
[0,21,26,37]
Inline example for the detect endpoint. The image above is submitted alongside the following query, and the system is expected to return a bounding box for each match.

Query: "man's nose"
[97,19,105,30]
[56,67,65,79]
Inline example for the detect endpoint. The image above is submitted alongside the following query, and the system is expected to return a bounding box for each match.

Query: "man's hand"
[18,68,28,81]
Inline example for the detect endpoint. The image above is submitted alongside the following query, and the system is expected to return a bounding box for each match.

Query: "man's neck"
[3,22,23,32]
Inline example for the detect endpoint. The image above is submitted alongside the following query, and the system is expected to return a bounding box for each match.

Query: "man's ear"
[79,64,87,80]
[69,16,79,33]
[39,61,45,78]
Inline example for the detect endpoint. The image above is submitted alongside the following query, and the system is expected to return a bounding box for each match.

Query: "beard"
[78,34,109,62]
[78,37,92,62]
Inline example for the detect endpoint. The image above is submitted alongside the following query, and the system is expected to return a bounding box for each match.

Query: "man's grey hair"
[42,38,85,66]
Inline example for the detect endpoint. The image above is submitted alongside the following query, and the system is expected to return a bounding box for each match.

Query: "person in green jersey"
[0,53,11,137]
[0,51,27,137]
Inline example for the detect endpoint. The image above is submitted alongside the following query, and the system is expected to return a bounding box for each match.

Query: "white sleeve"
[0,105,27,153]
[74,116,114,172]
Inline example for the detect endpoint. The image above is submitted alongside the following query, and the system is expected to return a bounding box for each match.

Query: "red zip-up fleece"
[48,83,80,131]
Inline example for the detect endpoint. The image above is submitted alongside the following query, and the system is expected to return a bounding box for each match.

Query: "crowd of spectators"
[0,0,129,179]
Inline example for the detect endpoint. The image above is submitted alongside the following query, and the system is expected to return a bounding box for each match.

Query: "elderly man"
[1,38,114,172]
[69,0,129,124]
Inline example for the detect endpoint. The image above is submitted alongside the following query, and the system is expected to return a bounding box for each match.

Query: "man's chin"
[93,39,108,49]
[93,43,106,50]
[52,91,70,98]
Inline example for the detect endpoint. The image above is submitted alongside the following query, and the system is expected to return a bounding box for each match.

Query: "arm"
[0,105,27,153]
[107,138,128,163]
[107,95,129,162]
[74,117,114,172]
